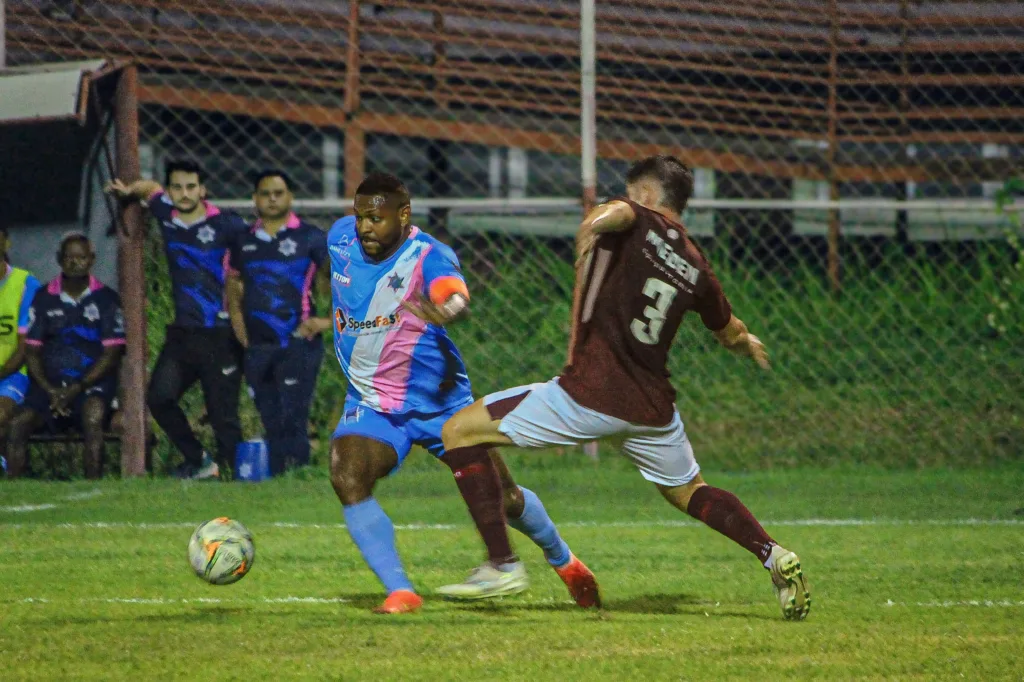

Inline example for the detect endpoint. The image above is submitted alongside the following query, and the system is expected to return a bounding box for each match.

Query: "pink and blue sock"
[507,486,571,568]
[343,497,414,594]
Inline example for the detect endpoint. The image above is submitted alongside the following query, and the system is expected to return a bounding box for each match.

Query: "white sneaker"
[194,454,220,481]
[768,545,811,620]
[435,562,529,601]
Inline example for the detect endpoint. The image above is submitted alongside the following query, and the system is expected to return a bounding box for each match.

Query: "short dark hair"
[625,155,694,213]
[58,231,91,260]
[164,160,205,186]
[355,172,410,207]
[253,169,294,193]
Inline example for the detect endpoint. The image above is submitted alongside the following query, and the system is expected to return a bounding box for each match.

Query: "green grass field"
[2,463,1022,680]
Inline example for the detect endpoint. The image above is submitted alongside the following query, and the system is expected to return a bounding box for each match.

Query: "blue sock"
[507,486,571,568]
[343,497,414,594]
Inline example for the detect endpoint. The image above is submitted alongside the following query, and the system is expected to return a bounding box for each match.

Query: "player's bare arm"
[575,200,636,266]
[225,273,249,348]
[105,178,163,202]
[713,315,770,370]
[294,267,333,340]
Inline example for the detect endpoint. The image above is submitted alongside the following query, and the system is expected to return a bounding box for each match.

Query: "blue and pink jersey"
[25,275,125,384]
[229,212,329,347]
[148,192,249,329]
[327,216,473,415]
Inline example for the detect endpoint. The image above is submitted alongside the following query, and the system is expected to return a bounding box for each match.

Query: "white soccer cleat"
[435,562,529,601]
[769,545,811,620]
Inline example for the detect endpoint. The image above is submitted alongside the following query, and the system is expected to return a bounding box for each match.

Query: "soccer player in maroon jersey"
[436,155,810,620]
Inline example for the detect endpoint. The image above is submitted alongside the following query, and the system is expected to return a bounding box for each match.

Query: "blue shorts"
[331,399,473,472]
[0,373,29,405]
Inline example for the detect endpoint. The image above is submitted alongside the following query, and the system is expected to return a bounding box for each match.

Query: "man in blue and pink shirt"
[227,169,329,476]
[108,161,249,480]
[6,233,125,479]
[311,172,598,615]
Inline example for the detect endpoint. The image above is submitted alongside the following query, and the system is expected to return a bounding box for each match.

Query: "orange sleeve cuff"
[429,276,469,305]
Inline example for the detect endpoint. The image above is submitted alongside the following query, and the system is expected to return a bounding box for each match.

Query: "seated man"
[0,225,43,474]
[6,233,125,479]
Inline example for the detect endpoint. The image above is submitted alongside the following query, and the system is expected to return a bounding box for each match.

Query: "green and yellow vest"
[0,267,31,376]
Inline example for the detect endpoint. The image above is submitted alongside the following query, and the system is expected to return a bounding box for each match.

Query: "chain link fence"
[5,0,1023,468]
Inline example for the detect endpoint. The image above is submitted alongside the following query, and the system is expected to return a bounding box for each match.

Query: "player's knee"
[81,409,106,435]
[330,449,373,504]
[441,415,470,451]
[8,410,36,441]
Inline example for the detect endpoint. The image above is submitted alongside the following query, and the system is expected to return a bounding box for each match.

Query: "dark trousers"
[245,337,324,476]
[148,326,243,468]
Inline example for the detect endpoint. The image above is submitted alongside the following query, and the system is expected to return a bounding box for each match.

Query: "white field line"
[0,518,1021,530]
[16,596,348,606]
[0,489,105,513]
[885,599,1024,608]
[0,504,58,513]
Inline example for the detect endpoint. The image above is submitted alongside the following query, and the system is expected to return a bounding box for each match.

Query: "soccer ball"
[188,517,255,585]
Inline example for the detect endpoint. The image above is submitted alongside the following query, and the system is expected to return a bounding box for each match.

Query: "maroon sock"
[687,486,776,564]
[442,445,517,565]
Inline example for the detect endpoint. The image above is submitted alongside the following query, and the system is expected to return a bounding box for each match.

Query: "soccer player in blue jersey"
[6,234,125,479]
[0,226,43,475]
[305,172,598,614]
[107,162,249,479]
[226,170,329,476]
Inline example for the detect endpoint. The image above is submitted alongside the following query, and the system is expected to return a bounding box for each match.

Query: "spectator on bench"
[6,233,125,479]
[0,226,43,473]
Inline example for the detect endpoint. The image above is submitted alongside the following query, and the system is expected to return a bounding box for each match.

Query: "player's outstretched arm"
[713,315,770,370]
[105,178,163,202]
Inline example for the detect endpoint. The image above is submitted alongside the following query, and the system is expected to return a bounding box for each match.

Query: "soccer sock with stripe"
[507,486,571,568]
[342,497,415,594]
[442,445,518,567]
[686,486,777,566]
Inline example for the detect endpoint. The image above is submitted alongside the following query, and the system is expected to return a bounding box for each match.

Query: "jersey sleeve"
[422,243,469,304]
[17,275,42,334]
[100,292,127,347]
[146,191,174,221]
[25,290,47,347]
[694,267,732,332]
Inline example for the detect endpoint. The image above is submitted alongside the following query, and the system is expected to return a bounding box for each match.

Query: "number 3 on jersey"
[631,278,677,344]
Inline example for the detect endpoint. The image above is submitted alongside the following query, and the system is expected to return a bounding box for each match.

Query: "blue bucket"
[235,439,270,482]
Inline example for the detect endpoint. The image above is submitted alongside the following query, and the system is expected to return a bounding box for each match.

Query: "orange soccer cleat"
[372,589,423,615]
[554,554,602,609]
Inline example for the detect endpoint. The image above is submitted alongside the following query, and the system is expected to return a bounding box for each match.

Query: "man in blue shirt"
[227,169,330,476]
[108,161,249,479]
[0,225,43,476]
[6,233,125,479]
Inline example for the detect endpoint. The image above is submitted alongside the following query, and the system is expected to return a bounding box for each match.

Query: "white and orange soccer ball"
[188,517,255,585]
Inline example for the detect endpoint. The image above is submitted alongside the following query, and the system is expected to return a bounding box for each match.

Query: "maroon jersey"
[559,197,732,426]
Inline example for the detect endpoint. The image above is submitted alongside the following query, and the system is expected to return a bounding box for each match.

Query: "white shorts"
[484,378,700,487]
